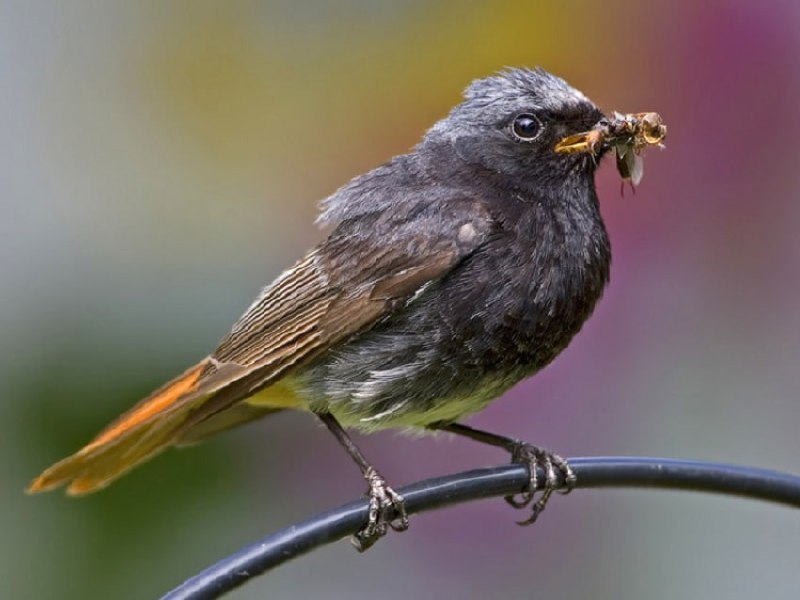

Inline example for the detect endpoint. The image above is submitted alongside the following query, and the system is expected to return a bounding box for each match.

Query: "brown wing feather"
[25,253,334,495]
[171,248,460,437]
[28,197,492,494]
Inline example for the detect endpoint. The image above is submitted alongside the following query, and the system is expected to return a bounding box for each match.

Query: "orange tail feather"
[27,360,209,495]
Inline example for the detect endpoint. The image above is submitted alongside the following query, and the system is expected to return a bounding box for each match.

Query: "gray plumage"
[296,67,612,429]
[28,67,615,496]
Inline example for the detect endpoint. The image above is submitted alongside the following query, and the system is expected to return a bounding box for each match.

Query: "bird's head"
[423,67,664,189]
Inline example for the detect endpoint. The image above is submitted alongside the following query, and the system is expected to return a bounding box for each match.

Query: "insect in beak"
[554,128,606,156]
[555,112,667,186]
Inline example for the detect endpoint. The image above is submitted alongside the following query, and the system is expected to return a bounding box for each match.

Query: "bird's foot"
[504,442,576,525]
[352,467,409,552]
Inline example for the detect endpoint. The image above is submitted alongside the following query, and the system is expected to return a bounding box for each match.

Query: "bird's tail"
[27,358,222,495]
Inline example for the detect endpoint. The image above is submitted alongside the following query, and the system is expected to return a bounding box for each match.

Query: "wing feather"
[28,194,493,494]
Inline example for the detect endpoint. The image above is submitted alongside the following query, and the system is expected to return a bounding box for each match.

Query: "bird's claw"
[351,467,409,552]
[503,442,575,525]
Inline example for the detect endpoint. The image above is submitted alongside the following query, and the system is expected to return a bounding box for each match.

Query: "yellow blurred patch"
[245,378,308,411]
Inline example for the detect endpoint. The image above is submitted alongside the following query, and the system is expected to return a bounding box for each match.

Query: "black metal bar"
[161,457,800,600]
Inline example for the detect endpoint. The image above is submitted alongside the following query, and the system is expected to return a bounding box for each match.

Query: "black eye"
[511,113,542,141]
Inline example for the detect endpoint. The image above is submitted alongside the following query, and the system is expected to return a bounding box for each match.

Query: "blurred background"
[4,1,800,598]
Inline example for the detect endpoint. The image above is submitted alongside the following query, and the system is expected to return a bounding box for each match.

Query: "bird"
[27,67,664,551]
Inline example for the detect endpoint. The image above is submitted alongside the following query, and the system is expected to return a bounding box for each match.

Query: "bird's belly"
[321,369,524,432]
[296,309,534,431]
[297,234,608,432]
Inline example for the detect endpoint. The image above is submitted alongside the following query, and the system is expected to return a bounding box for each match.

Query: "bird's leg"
[318,412,409,551]
[432,422,575,525]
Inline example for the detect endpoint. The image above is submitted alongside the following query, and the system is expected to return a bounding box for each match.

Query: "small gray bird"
[28,68,665,550]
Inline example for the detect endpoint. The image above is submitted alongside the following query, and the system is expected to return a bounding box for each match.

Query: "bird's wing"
[184,196,495,423]
[28,196,492,495]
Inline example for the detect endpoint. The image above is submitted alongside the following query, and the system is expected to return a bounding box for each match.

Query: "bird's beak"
[554,112,667,156]
[554,127,606,155]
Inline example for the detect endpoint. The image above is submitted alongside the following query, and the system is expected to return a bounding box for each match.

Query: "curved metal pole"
[161,456,800,600]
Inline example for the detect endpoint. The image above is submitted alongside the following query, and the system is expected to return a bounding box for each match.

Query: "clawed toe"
[503,443,574,525]
[351,468,409,552]
[429,423,575,528]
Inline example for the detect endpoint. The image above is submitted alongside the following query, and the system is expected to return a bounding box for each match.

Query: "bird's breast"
[299,191,611,430]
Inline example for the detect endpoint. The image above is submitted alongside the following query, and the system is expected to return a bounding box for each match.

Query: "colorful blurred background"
[4,1,800,598]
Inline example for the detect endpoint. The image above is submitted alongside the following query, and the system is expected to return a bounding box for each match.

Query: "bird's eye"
[511,113,543,142]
